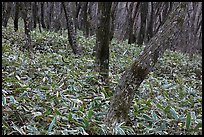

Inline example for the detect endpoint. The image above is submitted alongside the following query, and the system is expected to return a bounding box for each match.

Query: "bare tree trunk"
[14,2,20,32]
[74,2,81,31]
[21,2,33,54]
[105,2,187,127]
[40,2,46,29]
[81,2,89,37]
[137,2,148,46]
[110,2,118,41]
[95,2,112,85]
[32,2,37,29]
[62,2,82,55]
[127,2,139,44]
[2,2,12,28]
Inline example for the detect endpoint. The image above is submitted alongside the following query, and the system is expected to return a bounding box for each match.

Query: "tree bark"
[32,2,37,29]
[105,2,187,127]
[137,2,148,46]
[110,2,118,41]
[95,2,112,85]
[40,2,46,29]
[14,2,20,32]
[82,2,89,37]
[2,2,12,28]
[21,2,33,54]
[62,2,82,55]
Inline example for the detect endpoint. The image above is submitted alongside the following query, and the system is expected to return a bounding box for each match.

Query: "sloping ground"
[2,23,202,135]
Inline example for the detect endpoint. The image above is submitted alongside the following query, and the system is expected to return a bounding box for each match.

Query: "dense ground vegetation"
[2,19,202,135]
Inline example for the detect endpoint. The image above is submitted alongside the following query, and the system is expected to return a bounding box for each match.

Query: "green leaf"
[87,109,93,120]
[193,122,202,132]
[48,116,56,133]
[142,114,152,122]
[169,107,179,120]
[186,112,191,130]
[151,111,158,121]
[83,118,89,129]
[164,105,171,114]
[55,109,61,116]
[39,86,50,90]
[156,103,164,110]
[68,112,72,122]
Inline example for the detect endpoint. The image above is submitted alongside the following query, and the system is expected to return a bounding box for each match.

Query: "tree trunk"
[105,2,187,127]
[32,2,37,29]
[21,2,33,54]
[2,2,12,28]
[14,2,20,32]
[82,2,89,37]
[95,2,112,85]
[110,2,118,41]
[137,2,148,46]
[40,2,46,29]
[62,2,82,55]
[145,2,152,43]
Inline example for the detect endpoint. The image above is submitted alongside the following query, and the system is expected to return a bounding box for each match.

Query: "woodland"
[2,2,202,135]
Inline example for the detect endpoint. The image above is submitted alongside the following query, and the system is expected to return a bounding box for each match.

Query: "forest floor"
[2,20,202,135]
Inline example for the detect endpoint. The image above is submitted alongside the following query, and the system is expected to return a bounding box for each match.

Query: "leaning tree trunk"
[95,2,112,85]
[62,2,82,55]
[105,2,187,127]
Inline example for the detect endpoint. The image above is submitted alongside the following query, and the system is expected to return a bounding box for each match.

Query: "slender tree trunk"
[127,2,139,44]
[40,2,46,29]
[145,2,154,42]
[95,2,112,85]
[32,2,37,29]
[110,2,118,41]
[62,2,82,55]
[2,2,12,28]
[137,2,148,46]
[82,2,89,37]
[74,2,81,31]
[105,2,187,127]
[21,2,33,54]
[14,2,20,32]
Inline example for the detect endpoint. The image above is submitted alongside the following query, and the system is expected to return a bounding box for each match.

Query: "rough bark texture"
[21,2,33,54]
[105,2,187,127]
[95,2,112,85]
[62,2,82,55]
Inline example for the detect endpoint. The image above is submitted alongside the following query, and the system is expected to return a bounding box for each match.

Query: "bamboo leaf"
[87,109,93,120]
[169,107,179,120]
[186,112,191,130]
[48,116,56,133]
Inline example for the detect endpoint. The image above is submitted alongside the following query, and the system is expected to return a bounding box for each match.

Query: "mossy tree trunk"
[105,2,187,127]
[95,2,112,85]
